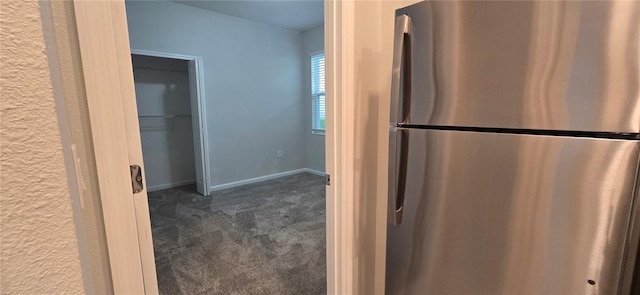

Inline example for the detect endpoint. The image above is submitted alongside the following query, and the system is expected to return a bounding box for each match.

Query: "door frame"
[325,0,356,293]
[73,1,156,293]
[72,0,357,294]
[130,49,211,196]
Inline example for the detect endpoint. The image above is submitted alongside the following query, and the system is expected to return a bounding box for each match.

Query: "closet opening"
[132,52,209,196]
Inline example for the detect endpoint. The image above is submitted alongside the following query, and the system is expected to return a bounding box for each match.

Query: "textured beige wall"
[0,0,85,293]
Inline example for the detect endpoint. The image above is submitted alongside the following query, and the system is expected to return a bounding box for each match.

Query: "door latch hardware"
[326,174,331,186]
[130,165,143,194]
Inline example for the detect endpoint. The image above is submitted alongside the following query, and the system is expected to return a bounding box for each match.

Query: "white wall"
[1,1,86,293]
[126,1,307,187]
[302,26,326,172]
[132,56,196,191]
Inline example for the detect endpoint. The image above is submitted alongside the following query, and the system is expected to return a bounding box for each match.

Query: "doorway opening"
[125,1,326,294]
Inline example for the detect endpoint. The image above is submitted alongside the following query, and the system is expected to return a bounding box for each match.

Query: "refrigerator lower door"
[386,129,640,295]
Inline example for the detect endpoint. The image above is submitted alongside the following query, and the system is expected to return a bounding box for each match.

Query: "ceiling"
[171,1,324,32]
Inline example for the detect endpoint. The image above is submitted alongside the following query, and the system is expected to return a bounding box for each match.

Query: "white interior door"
[188,59,209,195]
[109,5,159,294]
[73,1,158,293]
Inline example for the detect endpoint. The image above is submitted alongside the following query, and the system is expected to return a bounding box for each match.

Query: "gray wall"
[126,1,308,186]
[302,26,326,172]
[132,56,196,190]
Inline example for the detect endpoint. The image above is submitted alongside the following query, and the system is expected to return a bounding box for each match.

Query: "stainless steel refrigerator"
[386,1,640,294]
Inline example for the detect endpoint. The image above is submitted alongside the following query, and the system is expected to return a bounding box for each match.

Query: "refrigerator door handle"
[389,14,412,226]
[389,14,412,125]
[389,127,408,225]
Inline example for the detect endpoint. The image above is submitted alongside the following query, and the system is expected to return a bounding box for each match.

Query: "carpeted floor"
[147,172,327,295]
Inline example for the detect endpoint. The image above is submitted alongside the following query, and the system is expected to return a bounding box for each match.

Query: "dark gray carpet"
[147,172,327,295]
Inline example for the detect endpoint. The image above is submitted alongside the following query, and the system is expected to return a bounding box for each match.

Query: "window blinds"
[311,53,325,133]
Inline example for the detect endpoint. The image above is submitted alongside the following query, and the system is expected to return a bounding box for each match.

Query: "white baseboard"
[147,179,196,192]
[302,168,326,177]
[210,168,326,192]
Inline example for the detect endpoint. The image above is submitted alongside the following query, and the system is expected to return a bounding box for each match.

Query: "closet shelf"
[138,115,191,132]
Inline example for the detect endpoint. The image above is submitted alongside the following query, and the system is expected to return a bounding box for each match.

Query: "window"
[311,52,325,135]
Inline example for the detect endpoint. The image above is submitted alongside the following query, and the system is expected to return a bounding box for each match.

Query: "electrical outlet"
[277,150,283,158]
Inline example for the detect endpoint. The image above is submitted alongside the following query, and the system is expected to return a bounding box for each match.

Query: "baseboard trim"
[302,168,327,177]
[210,168,326,192]
[147,179,196,192]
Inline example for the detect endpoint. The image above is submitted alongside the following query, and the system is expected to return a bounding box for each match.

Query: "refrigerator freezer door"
[394,1,640,133]
[386,129,640,294]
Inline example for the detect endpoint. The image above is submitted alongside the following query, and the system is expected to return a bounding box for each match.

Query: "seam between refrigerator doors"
[397,124,640,140]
